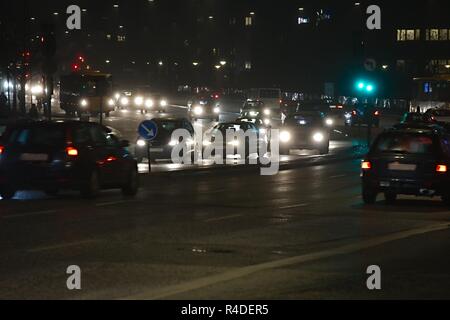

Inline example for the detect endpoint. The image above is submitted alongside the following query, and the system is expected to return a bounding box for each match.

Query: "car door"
[88,124,121,186]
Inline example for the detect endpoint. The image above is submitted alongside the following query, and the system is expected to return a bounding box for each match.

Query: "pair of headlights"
[193,106,220,115]
[280,131,325,143]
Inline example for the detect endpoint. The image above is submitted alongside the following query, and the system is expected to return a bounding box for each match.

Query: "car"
[135,118,196,163]
[188,98,220,121]
[424,108,450,123]
[0,121,138,200]
[149,94,169,113]
[361,126,450,205]
[240,100,272,126]
[279,111,330,155]
[345,103,380,127]
[202,121,265,161]
[399,112,436,125]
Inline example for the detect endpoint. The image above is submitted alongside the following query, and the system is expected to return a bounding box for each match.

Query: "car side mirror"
[120,140,130,148]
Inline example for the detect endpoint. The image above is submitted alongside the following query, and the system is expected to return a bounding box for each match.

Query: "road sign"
[138,120,158,141]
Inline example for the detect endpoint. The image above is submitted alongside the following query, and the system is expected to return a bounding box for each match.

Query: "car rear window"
[373,133,435,154]
[7,126,66,147]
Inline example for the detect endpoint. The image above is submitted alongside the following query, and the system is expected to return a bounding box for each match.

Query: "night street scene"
[0,0,450,305]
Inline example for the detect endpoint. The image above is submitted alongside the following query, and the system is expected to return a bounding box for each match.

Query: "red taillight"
[436,164,447,173]
[337,105,343,109]
[0,146,4,155]
[374,111,380,116]
[362,161,372,170]
[352,110,357,116]
[66,147,79,157]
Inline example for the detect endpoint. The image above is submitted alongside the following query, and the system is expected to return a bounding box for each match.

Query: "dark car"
[279,111,330,155]
[188,98,220,121]
[400,112,436,125]
[424,108,450,123]
[345,103,380,127]
[135,118,196,163]
[0,121,138,200]
[361,126,450,205]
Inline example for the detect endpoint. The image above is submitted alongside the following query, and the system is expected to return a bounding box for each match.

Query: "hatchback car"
[345,103,380,127]
[135,118,196,163]
[0,121,138,199]
[188,98,220,121]
[361,126,450,205]
[279,111,331,155]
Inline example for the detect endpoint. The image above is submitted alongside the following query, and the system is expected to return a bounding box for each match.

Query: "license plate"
[388,162,416,171]
[20,153,49,161]
[150,148,163,153]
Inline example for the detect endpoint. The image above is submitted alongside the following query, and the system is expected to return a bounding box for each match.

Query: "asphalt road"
[0,158,449,299]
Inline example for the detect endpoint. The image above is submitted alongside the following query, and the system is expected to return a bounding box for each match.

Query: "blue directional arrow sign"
[138,120,158,141]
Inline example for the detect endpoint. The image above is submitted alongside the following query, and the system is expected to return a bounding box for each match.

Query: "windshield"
[372,133,436,154]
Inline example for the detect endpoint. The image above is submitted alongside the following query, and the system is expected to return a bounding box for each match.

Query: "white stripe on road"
[122,222,449,300]
[204,214,243,223]
[279,203,309,210]
[28,239,101,253]
[2,210,58,220]
[95,200,136,207]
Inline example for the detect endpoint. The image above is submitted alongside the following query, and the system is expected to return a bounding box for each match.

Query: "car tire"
[45,188,59,197]
[0,188,16,200]
[385,192,397,204]
[81,170,100,199]
[122,166,139,197]
[362,187,377,204]
[319,144,330,155]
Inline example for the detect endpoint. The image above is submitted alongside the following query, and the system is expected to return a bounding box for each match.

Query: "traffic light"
[356,81,376,93]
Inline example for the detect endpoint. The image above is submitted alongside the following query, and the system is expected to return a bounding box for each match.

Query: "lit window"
[298,17,309,24]
[430,29,439,41]
[406,30,415,41]
[245,61,252,70]
[415,29,421,40]
[245,17,253,26]
[439,29,448,41]
[106,34,112,40]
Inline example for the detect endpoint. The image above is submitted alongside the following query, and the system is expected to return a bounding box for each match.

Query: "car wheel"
[0,188,16,200]
[442,193,450,206]
[362,187,377,204]
[122,166,139,197]
[45,188,59,197]
[384,192,397,204]
[319,144,330,155]
[81,170,100,199]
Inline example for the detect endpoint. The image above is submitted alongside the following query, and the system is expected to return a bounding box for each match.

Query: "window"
[106,34,112,40]
[245,61,252,70]
[117,35,126,42]
[430,29,439,41]
[245,17,253,26]
[298,17,309,24]
[373,133,435,155]
[439,29,448,41]
[397,29,420,41]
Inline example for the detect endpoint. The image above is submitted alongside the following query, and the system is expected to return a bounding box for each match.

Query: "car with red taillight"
[0,121,138,200]
[345,103,380,128]
[361,126,450,205]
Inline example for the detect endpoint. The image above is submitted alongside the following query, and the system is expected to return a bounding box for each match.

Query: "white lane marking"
[205,214,242,223]
[95,200,136,207]
[279,203,309,210]
[122,223,449,300]
[2,209,58,220]
[28,239,101,253]
[330,174,347,179]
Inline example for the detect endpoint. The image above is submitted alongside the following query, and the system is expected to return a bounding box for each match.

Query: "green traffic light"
[357,82,365,90]
[366,85,374,92]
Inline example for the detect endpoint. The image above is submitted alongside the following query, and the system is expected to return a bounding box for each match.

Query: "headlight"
[264,109,271,116]
[194,106,203,115]
[325,118,334,126]
[134,96,144,106]
[137,139,147,147]
[249,111,258,117]
[214,107,220,114]
[264,118,271,126]
[169,140,179,146]
[280,131,291,143]
[160,100,168,107]
[80,99,88,107]
[313,132,325,143]
[145,99,154,108]
[108,99,115,106]
[120,97,129,106]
